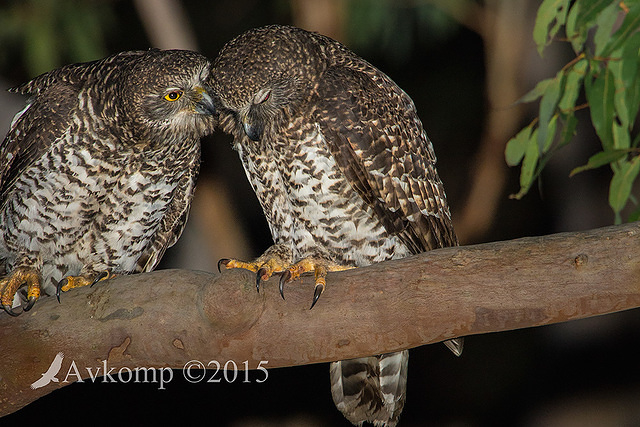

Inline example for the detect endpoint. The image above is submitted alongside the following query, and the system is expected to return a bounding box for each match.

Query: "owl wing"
[135,151,201,273]
[314,64,457,253]
[1,80,77,205]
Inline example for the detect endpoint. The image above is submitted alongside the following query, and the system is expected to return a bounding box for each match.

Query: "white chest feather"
[240,125,411,267]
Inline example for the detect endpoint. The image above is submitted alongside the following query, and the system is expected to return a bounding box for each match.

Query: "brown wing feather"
[314,64,457,252]
[135,151,200,272]
[1,81,77,205]
[1,51,149,206]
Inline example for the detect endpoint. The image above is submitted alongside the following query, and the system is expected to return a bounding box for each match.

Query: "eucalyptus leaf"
[505,125,533,166]
[570,149,629,176]
[517,129,540,198]
[517,78,553,104]
[534,0,570,56]
[600,2,640,57]
[537,75,563,151]
[585,63,616,150]
[593,2,620,56]
[609,155,640,215]
[558,58,587,111]
[612,121,631,150]
[542,114,558,153]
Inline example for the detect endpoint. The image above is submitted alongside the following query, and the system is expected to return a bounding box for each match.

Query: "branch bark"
[1,222,639,416]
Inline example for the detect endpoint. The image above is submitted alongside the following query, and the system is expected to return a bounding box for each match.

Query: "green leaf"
[600,2,640,57]
[613,121,631,149]
[565,2,584,53]
[566,0,613,53]
[537,75,563,150]
[585,63,616,150]
[610,44,638,133]
[517,78,553,104]
[513,129,540,199]
[558,58,587,111]
[534,0,570,56]
[505,125,533,166]
[542,114,558,153]
[620,31,640,89]
[593,2,620,56]
[609,155,640,215]
[574,0,614,29]
[558,112,579,148]
[628,75,640,133]
[619,31,640,129]
[570,149,629,176]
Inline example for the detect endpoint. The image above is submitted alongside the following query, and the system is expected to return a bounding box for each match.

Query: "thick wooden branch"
[1,222,639,416]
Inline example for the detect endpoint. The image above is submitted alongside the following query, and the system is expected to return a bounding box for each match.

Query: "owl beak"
[242,120,263,142]
[193,86,217,115]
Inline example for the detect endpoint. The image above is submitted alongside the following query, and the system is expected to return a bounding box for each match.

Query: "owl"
[212,25,462,426]
[1,49,215,316]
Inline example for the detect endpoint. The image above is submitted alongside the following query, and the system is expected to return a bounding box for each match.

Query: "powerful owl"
[0,49,215,316]
[212,25,462,426]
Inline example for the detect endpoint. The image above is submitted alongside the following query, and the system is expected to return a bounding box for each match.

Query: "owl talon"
[1,266,42,315]
[90,270,110,287]
[310,283,324,310]
[3,304,20,317]
[56,270,113,303]
[256,267,268,293]
[217,258,230,273]
[279,270,291,300]
[24,296,37,312]
[55,278,67,303]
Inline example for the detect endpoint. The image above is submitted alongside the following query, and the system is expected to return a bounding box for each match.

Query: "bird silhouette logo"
[30,352,64,389]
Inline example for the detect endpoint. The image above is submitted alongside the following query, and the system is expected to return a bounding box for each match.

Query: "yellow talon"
[56,270,114,302]
[0,266,42,316]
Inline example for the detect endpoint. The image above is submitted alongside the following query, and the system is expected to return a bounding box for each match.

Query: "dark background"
[1,1,639,426]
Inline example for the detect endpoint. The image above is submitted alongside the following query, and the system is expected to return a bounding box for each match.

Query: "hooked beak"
[242,119,262,141]
[193,85,217,115]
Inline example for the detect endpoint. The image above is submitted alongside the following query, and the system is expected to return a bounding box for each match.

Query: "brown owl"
[212,25,463,426]
[0,49,216,316]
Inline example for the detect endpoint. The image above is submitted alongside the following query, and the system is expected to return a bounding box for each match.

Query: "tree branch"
[1,222,639,416]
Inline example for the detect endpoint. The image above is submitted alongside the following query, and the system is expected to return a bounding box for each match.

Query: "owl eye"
[254,89,271,104]
[164,90,183,101]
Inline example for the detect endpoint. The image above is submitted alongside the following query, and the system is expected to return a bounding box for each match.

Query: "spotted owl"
[212,25,462,426]
[0,49,216,316]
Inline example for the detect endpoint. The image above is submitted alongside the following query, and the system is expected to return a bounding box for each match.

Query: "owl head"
[210,25,332,142]
[12,50,218,147]
[115,49,218,144]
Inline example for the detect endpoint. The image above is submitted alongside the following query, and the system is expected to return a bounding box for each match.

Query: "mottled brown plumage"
[0,49,216,316]
[211,25,460,426]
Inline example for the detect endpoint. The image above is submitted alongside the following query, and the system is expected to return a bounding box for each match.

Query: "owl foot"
[218,246,353,309]
[278,257,353,309]
[0,267,42,316]
[55,270,115,302]
[218,244,293,293]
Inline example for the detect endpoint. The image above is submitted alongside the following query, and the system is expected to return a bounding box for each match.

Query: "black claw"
[217,258,230,273]
[90,271,109,287]
[256,267,267,293]
[56,278,67,303]
[24,296,37,312]
[310,284,324,310]
[3,304,20,317]
[279,270,291,300]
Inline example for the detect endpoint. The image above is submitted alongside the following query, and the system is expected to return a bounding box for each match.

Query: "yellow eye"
[164,90,183,101]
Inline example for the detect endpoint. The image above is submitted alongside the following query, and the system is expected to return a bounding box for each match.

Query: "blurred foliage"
[345,0,460,63]
[0,0,113,78]
[506,0,640,223]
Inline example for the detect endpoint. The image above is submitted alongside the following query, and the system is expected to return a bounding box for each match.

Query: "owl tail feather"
[444,337,464,357]
[330,350,408,427]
